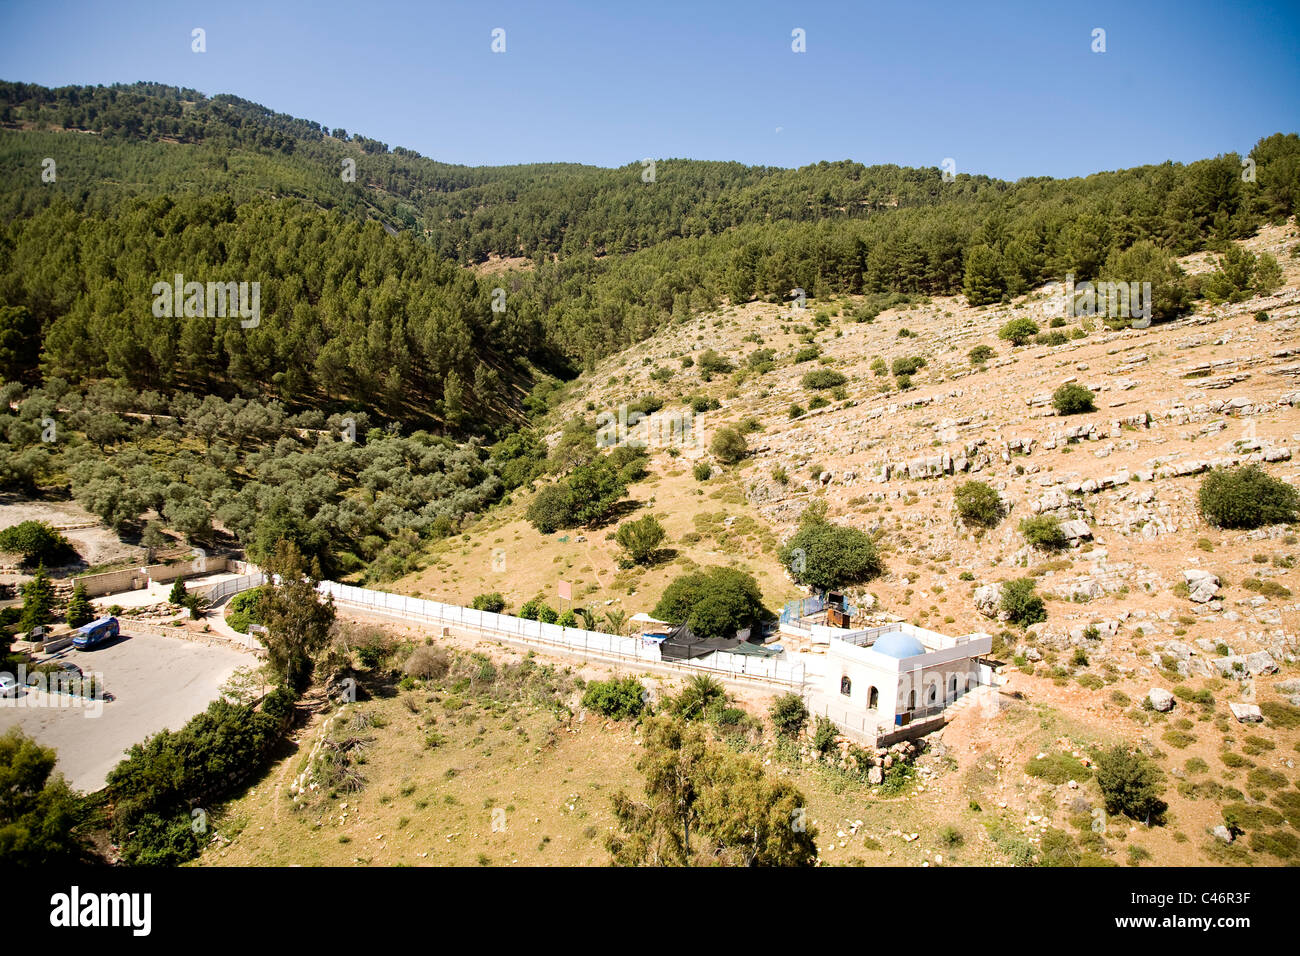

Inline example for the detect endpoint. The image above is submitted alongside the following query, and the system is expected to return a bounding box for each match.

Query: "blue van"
[73,616,119,649]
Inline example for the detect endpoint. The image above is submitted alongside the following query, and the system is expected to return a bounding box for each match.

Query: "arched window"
[840,675,852,696]
[927,683,937,704]
[907,689,916,710]
[949,675,957,700]
[868,686,879,710]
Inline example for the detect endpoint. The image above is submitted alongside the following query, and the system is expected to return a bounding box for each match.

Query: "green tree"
[1094,746,1167,825]
[614,514,667,566]
[0,728,84,865]
[0,521,73,567]
[168,577,188,606]
[652,567,767,640]
[954,480,1005,528]
[997,317,1039,346]
[710,426,748,464]
[778,521,883,591]
[769,693,809,738]
[963,244,1005,305]
[1000,577,1047,627]
[65,581,94,629]
[968,344,995,365]
[258,540,336,692]
[18,564,54,633]
[1052,383,1095,415]
[1198,465,1299,529]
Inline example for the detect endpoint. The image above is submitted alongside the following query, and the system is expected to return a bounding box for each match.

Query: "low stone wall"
[77,555,235,597]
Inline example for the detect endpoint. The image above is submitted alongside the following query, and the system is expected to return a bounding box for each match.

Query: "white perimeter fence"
[316,581,805,687]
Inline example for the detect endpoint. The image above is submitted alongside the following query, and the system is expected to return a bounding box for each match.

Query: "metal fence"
[317,581,805,686]
[203,573,268,605]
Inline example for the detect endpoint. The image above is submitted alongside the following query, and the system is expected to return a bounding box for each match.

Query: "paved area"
[0,629,251,792]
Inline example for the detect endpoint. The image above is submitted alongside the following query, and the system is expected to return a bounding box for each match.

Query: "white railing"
[316,581,805,687]
[202,572,268,604]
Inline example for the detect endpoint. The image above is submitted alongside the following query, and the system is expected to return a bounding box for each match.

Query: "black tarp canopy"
[658,622,749,661]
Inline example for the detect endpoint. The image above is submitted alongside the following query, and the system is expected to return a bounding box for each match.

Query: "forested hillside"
[4,81,1298,380]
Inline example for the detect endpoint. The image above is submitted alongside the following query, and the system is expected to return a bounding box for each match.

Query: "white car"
[0,673,19,697]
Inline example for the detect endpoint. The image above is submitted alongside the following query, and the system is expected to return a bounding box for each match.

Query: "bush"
[710,426,748,464]
[769,693,809,738]
[891,356,926,377]
[582,677,647,720]
[968,344,995,365]
[1198,465,1299,529]
[1052,383,1096,415]
[1020,515,1069,551]
[470,592,506,613]
[811,716,838,754]
[1000,578,1046,627]
[226,586,265,633]
[954,480,1005,528]
[693,462,712,481]
[1094,746,1167,825]
[404,644,451,679]
[667,674,727,721]
[801,369,847,390]
[1026,751,1093,785]
[519,598,558,623]
[697,349,734,374]
[998,317,1039,346]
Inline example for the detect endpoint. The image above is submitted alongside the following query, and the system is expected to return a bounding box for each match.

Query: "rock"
[1182,569,1220,604]
[867,767,883,785]
[1244,650,1278,676]
[1212,655,1248,678]
[973,583,1003,619]
[1059,519,1092,543]
[1147,688,1175,712]
[1212,825,1234,844]
[1228,702,1263,723]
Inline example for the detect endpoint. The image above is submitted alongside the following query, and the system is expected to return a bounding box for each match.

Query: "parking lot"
[0,630,252,792]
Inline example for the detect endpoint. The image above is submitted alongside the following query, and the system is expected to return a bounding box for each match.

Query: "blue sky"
[1,0,1297,179]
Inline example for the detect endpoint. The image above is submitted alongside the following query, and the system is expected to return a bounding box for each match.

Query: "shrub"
[1052,383,1096,415]
[1026,752,1093,785]
[811,716,838,754]
[801,369,847,390]
[693,462,712,481]
[1000,578,1046,627]
[1020,515,1069,551]
[954,480,1005,528]
[519,598,558,623]
[968,344,995,365]
[1198,465,1299,529]
[470,592,506,613]
[1094,746,1167,825]
[998,317,1039,346]
[226,586,265,633]
[582,677,646,720]
[667,674,727,721]
[403,644,451,679]
[891,356,926,377]
[769,693,809,738]
[710,427,748,464]
[697,349,734,374]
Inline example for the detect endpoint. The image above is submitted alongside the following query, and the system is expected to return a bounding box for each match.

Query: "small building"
[811,622,993,742]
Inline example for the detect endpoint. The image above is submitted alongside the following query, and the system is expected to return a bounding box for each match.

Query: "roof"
[658,622,748,662]
[870,630,927,659]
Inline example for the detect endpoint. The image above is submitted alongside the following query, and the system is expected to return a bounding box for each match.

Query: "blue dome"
[871,630,926,659]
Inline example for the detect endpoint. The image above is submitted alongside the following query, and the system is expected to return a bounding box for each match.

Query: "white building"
[811,622,993,742]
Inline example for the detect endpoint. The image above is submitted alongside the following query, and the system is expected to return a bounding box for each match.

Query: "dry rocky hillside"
[365,220,1300,866]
